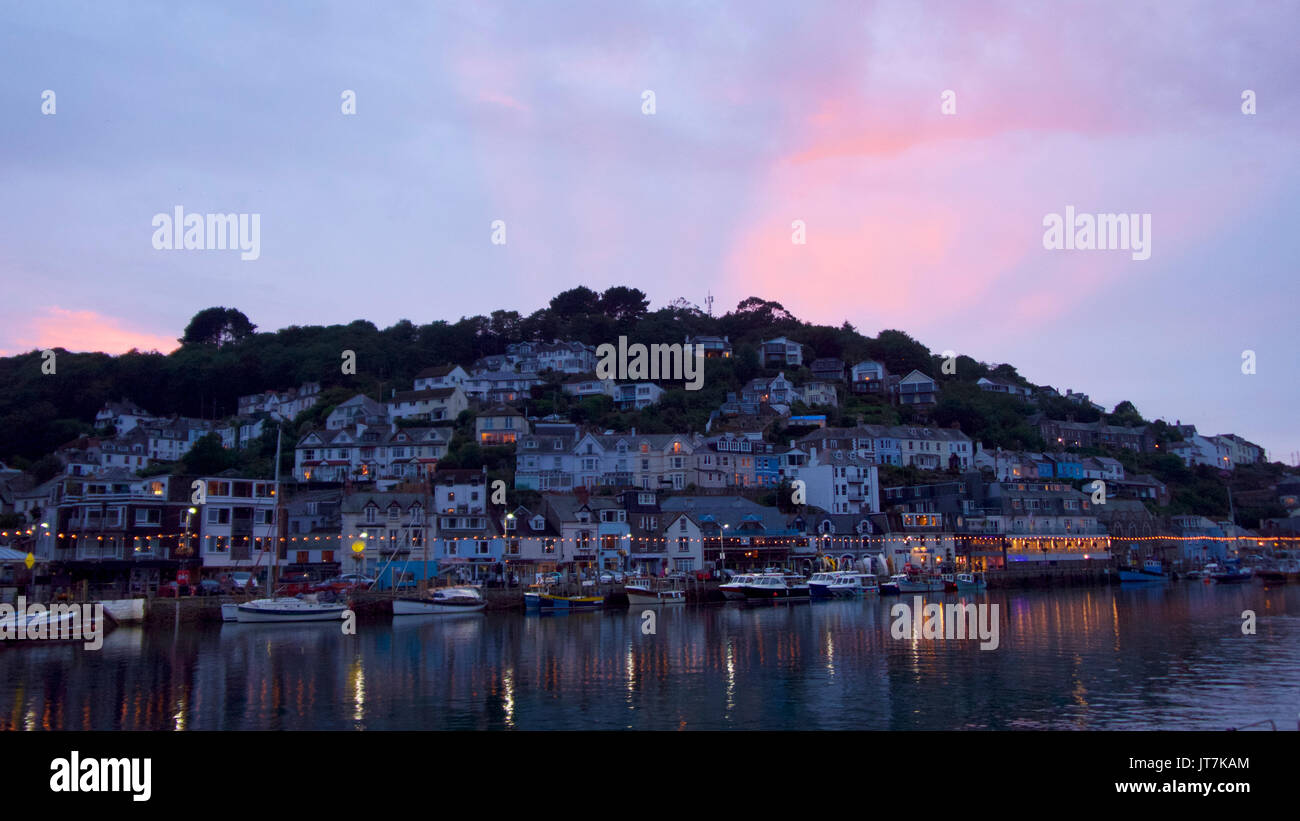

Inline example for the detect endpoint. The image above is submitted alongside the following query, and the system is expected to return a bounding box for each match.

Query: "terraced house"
[514,424,697,491]
[294,424,450,482]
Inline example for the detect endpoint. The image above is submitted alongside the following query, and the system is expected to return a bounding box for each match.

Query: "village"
[2,333,1293,607]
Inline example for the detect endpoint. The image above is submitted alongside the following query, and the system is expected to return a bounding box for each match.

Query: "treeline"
[1,285,1158,466]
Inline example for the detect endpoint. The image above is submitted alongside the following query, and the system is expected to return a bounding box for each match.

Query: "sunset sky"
[1,1,1297,460]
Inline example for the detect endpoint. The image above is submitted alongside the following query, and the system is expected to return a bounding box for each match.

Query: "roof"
[415,365,462,379]
[389,388,459,402]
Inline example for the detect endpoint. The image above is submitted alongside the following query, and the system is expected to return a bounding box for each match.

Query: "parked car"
[312,574,374,593]
[158,580,194,598]
[275,572,313,595]
[598,572,614,584]
[196,579,221,596]
[230,571,258,592]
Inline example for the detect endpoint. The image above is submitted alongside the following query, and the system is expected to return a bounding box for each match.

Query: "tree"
[549,286,602,318]
[599,286,650,323]
[180,307,257,347]
[182,433,233,475]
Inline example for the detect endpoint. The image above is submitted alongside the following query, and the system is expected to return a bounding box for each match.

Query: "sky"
[1,1,1297,461]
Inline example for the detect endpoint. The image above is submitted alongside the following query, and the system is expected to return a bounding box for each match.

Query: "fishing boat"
[808,571,844,599]
[828,572,876,597]
[955,572,987,591]
[941,573,958,592]
[1118,559,1169,583]
[624,582,686,606]
[740,573,810,601]
[719,574,756,601]
[393,585,486,615]
[524,591,606,611]
[234,596,349,623]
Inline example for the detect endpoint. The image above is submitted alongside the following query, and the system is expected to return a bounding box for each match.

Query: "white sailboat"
[233,427,348,624]
[393,585,486,615]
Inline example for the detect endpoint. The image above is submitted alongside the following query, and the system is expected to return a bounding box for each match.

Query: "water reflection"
[1,584,1296,730]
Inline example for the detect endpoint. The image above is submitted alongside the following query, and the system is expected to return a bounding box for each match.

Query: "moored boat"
[955,572,987,591]
[394,585,486,615]
[808,572,843,599]
[897,573,945,593]
[719,574,755,600]
[625,583,686,606]
[828,572,876,597]
[1210,566,1252,584]
[741,573,810,601]
[524,591,606,610]
[234,596,348,623]
[1118,559,1169,583]
[879,574,906,595]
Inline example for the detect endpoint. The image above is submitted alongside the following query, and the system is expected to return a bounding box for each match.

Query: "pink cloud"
[0,307,177,356]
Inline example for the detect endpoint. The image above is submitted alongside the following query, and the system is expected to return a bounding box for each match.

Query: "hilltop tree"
[599,286,650,323]
[180,307,257,348]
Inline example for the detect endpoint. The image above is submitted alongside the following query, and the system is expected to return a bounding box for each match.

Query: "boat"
[229,429,351,624]
[879,574,907,595]
[740,573,810,601]
[828,572,876,597]
[719,574,756,600]
[1210,565,1252,584]
[808,571,844,599]
[955,572,987,591]
[524,591,606,611]
[0,603,116,645]
[897,573,945,593]
[941,573,958,592]
[624,582,686,606]
[393,585,486,615]
[233,596,349,623]
[1118,559,1169,583]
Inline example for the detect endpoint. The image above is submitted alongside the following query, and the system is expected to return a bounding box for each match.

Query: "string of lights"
[7,529,1297,545]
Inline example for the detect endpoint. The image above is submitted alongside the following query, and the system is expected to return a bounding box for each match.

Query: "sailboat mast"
[269,425,282,592]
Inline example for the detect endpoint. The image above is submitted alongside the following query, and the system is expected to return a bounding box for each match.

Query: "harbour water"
[2,583,1297,730]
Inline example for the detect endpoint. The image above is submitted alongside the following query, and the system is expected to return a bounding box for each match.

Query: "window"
[135,508,161,526]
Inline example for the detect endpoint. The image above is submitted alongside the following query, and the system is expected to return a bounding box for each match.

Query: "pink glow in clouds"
[0,307,177,356]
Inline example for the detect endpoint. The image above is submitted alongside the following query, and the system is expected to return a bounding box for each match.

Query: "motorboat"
[897,573,945,593]
[1118,559,1169,583]
[625,582,686,606]
[393,585,486,615]
[955,572,987,591]
[741,573,810,601]
[828,572,876,597]
[233,596,348,623]
[879,574,907,595]
[1210,565,1252,584]
[808,572,844,599]
[719,574,756,601]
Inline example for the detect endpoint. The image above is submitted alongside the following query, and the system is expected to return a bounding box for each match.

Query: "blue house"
[1050,454,1085,480]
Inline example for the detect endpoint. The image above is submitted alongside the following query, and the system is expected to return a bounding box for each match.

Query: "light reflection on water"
[1,584,1296,730]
